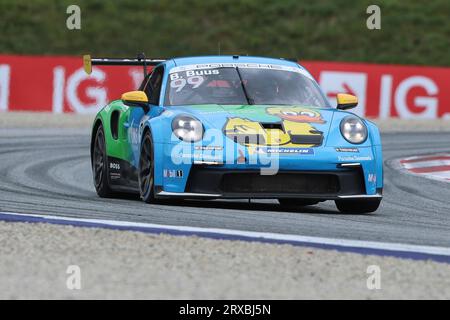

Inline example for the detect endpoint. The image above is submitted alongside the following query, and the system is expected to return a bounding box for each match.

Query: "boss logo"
[109,162,121,170]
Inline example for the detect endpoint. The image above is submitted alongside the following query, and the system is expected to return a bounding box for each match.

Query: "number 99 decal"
[170,76,205,92]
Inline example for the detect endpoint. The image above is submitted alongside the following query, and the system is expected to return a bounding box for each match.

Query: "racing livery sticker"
[164,169,183,178]
[335,147,359,153]
[338,155,373,161]
[224,107,325,153]
[255,147,314,155]
[194,146,223,151]
[368,173,377,183]
[169,63,313,80]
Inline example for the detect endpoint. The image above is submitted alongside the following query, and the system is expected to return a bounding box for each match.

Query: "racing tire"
[92,124,114,198]
[138,130,156,203]
[278,199,319,207]
[335,198,381,214]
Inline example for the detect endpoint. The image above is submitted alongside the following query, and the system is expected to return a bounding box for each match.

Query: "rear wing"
[83,53,165,76]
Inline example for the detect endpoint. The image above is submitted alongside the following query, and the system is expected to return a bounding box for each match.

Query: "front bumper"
[156,142,383,199]
[155,165,382,200]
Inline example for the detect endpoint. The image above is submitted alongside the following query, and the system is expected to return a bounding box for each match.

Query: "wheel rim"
[139,136,153,195]
[93,129,105,188]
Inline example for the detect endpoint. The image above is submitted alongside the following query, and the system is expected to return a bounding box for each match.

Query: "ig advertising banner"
[0,54,449,119]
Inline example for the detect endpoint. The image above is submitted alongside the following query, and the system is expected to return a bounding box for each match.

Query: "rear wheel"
[335,198,381,214]
[138,131,156,203]
[92,125,114,197]
[278,199,319,207]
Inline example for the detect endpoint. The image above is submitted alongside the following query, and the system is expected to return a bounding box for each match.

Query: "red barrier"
[303,61,450,119]
[0,55,143,114]
[0,54,449,118]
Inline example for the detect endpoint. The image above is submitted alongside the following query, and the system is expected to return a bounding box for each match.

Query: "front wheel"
[335,198,381,214]
[138,131,156,203]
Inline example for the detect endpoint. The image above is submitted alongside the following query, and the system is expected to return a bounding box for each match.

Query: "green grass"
[0,0,449,66]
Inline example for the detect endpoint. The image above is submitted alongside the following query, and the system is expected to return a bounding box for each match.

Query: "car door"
[128,65,165,168]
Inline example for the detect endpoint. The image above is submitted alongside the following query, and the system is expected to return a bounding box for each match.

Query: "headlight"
[171,115,204,142]
[340,116,368,144]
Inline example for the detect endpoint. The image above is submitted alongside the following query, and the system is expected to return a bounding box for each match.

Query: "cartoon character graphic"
[267,106,325,146]
[224,107,325,150]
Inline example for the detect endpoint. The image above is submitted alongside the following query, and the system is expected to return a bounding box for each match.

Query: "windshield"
[165,64,330,107]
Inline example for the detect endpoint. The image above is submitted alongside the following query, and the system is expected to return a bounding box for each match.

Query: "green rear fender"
[92,100,132,163]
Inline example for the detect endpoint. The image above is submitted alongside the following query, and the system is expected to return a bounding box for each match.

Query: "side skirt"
[106,156,139,194]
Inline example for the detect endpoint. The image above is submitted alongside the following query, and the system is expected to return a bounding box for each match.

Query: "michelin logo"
[256,148,314,155]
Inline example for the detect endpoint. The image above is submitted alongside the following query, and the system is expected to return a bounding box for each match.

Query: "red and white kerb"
[399,153,450,182]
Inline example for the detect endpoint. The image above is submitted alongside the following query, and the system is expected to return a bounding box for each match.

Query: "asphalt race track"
[0,128,449,247]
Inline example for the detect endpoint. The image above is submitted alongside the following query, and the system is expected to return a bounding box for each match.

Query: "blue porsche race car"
[84,54,383,213]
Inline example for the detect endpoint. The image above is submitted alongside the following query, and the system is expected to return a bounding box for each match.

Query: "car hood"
[168,104,336,147]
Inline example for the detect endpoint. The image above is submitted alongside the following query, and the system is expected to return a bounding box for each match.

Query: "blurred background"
[1,0,448,65]
[0,0,449,117]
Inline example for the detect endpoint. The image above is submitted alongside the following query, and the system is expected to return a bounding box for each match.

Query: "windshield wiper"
[235,67,254,105]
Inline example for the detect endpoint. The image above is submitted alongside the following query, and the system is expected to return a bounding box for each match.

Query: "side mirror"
[121,91,149,109]
[336,93,358,110]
